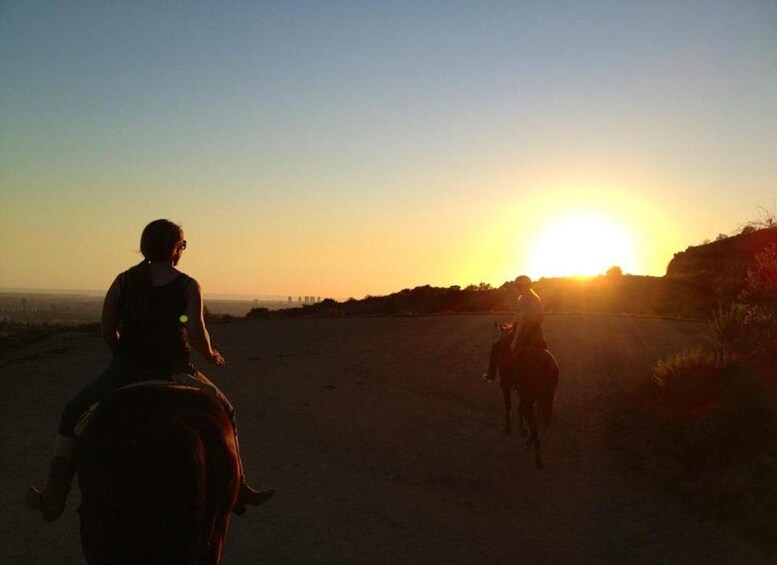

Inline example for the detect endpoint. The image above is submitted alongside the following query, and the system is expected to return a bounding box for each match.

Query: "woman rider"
[27,219,274,521]
[483,275,547,382]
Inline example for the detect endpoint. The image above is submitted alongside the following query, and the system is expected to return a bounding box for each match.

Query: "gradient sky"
[2,1,776,299]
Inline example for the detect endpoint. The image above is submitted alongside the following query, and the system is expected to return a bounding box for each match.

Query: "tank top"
[114,270,192,375]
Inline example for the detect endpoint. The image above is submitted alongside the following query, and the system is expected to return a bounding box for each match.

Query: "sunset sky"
[2,2,776,299]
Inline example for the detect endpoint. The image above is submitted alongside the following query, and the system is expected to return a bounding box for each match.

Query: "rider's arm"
[510,315,525,350]
[100,275,122,352]
[183,278,225,366]
[510,296,526,350]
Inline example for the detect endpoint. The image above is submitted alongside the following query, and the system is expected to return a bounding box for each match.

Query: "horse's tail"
[152,418,209,561]
[538,352,559,431]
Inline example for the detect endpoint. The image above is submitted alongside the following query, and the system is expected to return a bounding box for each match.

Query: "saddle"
[74,381,203,438]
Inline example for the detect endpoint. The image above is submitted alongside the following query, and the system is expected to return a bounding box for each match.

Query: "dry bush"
[651,346,736,399]
[651,357,771,465]
[709,303,762,355]
[738,243,777,348]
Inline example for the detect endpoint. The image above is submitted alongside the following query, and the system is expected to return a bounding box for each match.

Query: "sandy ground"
[1,314,770,564]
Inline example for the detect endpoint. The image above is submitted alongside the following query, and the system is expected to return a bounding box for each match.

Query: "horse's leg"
[502,382,512,435]
[512,359,528,440]
[518,405,528,439]
[520,399,543,470]
[517,396,532,449]
[486,340,502,381]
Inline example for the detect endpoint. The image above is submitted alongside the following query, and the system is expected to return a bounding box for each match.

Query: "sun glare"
[527,213,636,279]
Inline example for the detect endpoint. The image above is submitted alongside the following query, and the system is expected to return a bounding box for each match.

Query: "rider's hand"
[210,348,226,366]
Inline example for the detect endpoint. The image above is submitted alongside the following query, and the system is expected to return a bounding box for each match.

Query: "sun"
[527,213,636,278]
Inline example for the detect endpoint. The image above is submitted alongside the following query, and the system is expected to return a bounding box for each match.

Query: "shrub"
[723,243,777,354]
[646,350,775,474]
[710,303,760,355]
[246,307,271,318]
[652,346,736,400]
[740,244,777,318]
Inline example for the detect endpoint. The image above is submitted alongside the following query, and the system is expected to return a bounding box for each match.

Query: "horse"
[492,323,559,469]
[76,383,241,565]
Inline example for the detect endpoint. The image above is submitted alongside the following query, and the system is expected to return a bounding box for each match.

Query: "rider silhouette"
[27,219,275,521]
[483,275,547,382]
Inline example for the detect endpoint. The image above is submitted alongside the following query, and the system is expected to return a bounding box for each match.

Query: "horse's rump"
[77,384,239,564]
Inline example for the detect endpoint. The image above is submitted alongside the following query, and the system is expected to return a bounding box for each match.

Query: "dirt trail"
[2,315,769,563]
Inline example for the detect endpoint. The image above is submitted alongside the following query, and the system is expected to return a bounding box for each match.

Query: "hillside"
[667,226,777,280]
[666,226,777,301]
[252,227,777,321]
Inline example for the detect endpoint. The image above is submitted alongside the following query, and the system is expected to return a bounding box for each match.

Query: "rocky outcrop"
[666,227,777,280]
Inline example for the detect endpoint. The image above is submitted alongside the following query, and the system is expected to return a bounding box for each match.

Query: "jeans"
[59,356,234,438]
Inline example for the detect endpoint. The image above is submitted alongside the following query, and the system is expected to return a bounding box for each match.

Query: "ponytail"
[121,219,183,319]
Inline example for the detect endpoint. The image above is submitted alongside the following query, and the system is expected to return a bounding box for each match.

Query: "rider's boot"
[234,480,276,516]
[26,435,78,522]
[231,427,275,516]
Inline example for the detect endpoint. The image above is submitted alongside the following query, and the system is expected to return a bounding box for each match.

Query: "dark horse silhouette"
[76,383,240,565]
[492,323,559,469]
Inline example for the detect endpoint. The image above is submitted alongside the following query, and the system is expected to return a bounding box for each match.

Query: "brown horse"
[492,324,559,469]
[76,383,240,565]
